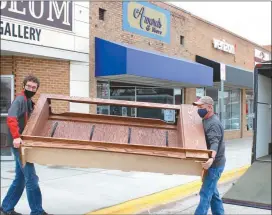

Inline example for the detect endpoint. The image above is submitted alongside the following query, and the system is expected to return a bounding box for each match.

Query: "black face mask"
[24,90,36,98]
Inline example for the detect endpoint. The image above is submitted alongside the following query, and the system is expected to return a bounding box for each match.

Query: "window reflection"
[246,90,254,130]
[1,76,13,158]
[110,86,136,117]
[0,77,12,113]
[206,87,241,130]
[137,87,174,121]
[1,116,12,156]
[97,81,180,123]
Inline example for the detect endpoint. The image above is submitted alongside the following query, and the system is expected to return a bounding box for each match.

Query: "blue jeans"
[1,148,44,215]
[194,165,225,215]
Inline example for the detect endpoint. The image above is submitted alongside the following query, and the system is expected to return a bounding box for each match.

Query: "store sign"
[254,48,271,65]
[0,0,90,54]
[0,1,73,31]
[0,1,73,43]
[123,1,170,43]
[213,39,235,55]
[0,20,42,41]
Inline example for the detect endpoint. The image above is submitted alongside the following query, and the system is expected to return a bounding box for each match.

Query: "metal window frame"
[1,75,15,160]
[223,88,242,131]
[245,89,254,131]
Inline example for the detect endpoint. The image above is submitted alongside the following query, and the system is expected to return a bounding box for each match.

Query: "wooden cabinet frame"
[20,94,212,176]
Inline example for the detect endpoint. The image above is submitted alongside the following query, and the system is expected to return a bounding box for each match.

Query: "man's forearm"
[211,150,217,159]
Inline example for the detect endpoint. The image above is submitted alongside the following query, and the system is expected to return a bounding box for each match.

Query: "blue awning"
[95,37,213,87]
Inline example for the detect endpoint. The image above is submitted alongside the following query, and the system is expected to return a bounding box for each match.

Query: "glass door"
[246,90,254,130]
[1,75,14,161]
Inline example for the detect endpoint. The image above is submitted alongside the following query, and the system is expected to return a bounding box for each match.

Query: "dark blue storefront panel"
[95,38,127,76]
[126,48,213,86]
[226,65,253,88]
[95,37,213,86]
[196,55,253,88]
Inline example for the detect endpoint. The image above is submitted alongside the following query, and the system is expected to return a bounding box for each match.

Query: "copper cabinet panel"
[20,94,211,176]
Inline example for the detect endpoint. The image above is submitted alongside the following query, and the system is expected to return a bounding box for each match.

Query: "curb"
[86,165,250,215]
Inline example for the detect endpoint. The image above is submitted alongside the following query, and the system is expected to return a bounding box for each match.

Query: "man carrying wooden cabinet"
[0,75,49,215]
[193,96,226,215]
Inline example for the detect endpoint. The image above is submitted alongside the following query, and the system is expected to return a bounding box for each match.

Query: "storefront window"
[223,89,241,130]
[206,87,241,130]
[96,81,180,123]
[206,87,219,116]
[97,81,110,115]
[246,90,254,130]
[110,85,136,117]
[196,88,205,101]
[1,75,14,160]
[0,76,13,113]
[136,87,174,121]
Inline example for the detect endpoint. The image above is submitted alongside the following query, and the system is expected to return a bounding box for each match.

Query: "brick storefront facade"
[1,1,271,147]
[1,56,70,113]
[89,1,271,140]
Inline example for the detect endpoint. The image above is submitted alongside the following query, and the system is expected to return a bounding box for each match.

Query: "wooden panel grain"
[176,110,184,148]
[21,135,211,160]
[39,120,55,137]
[44,94,180,110]
[52,121,92,140]
[91,124,129,143]
[167,130,179,148]
[180,105,207,150]
[22,147,204,176]
[130,127,166,147]
[49,113,176,130]
[20,94,211,173]
[22,94,49,136]
[39,120,92,141]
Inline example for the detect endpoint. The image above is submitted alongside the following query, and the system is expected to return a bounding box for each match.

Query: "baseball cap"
[193,96,214,106]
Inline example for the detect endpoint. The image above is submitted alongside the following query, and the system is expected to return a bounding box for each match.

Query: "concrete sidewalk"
[1,137,252,214]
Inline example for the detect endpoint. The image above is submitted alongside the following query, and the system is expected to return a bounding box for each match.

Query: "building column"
[70,61,90,113]
[184,88,196,104]
[240,89,247,138]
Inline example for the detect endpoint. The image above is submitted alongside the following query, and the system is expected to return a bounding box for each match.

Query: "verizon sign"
[0,1,73,31]
[213,39,235,55]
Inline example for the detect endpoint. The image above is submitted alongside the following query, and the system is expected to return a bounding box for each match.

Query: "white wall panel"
[69,61,90,113]
[74,20,89,38]
[75,37,89,53]
[1,39,88,62]
[74,4,89,23]
[70,102,90,113]
[70,63,89,81]
[75,2,89,9]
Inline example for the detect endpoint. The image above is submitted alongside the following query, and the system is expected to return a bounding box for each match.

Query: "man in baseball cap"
[192,96,226,215]
[193,96,214,107]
